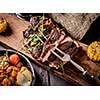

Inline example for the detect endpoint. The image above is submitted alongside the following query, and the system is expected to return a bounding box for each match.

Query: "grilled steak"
[23,15,81,70]
[39,35,80,69]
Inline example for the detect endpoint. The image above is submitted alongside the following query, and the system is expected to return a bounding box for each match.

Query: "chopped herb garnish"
[59,62,64,72]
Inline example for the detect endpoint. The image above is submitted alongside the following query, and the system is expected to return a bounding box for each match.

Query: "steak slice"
[31,47,42,58]
[39,33,80,69]
[48,38,80,69]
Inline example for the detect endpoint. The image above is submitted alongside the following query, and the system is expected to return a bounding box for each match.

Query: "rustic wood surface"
[0,13,100,85]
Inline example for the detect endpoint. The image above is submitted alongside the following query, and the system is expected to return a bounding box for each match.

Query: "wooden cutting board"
[0,13,100,85]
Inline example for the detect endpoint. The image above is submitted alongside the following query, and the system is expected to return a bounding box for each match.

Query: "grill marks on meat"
[58,41,73,51]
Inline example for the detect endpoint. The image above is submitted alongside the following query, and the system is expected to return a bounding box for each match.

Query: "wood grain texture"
[0,13,100,85]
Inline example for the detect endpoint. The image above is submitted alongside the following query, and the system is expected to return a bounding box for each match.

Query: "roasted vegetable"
[11,70,18,78]
[17,67,32,86]
[9,54,20,65]
[87,41,100,61]
[1,78,11,86]
[0,17,7,33]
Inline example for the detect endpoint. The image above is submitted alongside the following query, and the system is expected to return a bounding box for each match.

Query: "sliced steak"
[39,28,66,62]
[23,16,81,70]
[58,41,73,51]
[40,35,80,69]
[49,44,80,69]
[31,47,42,58]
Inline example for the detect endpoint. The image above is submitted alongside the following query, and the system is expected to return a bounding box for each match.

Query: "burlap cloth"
[48,13,100,40]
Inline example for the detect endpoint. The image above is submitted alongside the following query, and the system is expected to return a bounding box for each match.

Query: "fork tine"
[55,47,66,55]
[51,50,63,61]
[38,29,66,56]
[37,30,66,60]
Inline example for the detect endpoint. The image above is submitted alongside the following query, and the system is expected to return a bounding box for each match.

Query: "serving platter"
[0,13,100,85]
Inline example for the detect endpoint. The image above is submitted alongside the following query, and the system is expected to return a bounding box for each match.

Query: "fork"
[51,47,88,75]
[36,30,100,85]
[38,29,87,75]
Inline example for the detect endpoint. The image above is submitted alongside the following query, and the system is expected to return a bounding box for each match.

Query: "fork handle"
[70,59,100,85]
[84,72,100,85]
[70,59,86,73]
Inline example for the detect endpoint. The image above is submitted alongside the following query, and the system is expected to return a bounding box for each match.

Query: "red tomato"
[1,78,8,86]
[1,78,11,86]
[0,73,5,78]
[9,54,20,65]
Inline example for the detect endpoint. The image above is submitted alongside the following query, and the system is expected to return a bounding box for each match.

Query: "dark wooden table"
[0,45,72,86]
[1,14,100,86]
[1,13,100,86]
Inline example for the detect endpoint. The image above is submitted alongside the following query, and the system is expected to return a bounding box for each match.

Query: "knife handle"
[83,72,100,85]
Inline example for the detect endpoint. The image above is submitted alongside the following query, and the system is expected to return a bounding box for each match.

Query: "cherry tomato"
[1,78,11,86]
[1,78,8,86]
[9,54,20,65]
